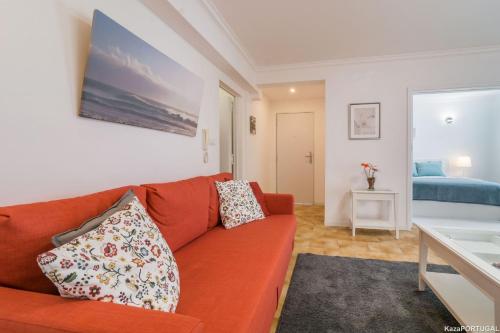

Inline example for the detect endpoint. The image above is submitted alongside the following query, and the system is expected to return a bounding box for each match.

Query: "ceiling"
[260,81,324,101]
[209,0,500,67]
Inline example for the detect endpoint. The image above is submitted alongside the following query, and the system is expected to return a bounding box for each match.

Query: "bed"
[412,176,500,221]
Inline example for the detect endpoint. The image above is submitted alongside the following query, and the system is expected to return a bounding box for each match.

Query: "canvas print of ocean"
[79,10,204,137]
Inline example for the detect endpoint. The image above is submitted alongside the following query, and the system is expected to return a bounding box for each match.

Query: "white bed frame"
[412,200,500,221]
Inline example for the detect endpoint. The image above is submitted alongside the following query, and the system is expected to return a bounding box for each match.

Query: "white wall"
[247,96,274,192]
[219,88,235,173]
[413,91,500,181]
[0,0,253,206]
[257,49,500,227]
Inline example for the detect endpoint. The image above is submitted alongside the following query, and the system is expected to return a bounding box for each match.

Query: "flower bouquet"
[361,162,378,190]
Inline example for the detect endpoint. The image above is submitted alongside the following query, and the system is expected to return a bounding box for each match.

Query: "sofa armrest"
[0,287,204,333]
[264,193,294,215]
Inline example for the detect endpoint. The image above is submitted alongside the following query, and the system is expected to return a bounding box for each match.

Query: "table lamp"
[456,156,471,177]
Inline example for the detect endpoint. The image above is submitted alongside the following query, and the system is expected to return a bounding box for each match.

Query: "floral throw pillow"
[215,180,265,229]
[37,195,180,312]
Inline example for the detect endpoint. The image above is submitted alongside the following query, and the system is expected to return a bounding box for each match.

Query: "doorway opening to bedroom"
[410,88,500,223]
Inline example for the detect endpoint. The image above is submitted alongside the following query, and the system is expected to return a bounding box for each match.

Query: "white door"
[219,88,235,173]
[277,112,314,204]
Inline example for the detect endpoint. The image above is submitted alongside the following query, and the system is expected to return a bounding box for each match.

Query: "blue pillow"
[412,163,418,177]
[416,161,446,177]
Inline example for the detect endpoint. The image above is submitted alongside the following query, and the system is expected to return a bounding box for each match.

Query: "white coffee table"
[350,189,399,239]
[416,219,500,331]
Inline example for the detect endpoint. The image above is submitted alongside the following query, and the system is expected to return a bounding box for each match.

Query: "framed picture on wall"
[78,10,204,137]
[250,115,256,135]
[348,103,381,139]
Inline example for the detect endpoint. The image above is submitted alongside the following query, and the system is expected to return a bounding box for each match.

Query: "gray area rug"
[277,253,461,333]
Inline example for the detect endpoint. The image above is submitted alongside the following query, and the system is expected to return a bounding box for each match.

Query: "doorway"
[408,86,500,223]
[259,81,325,205]
[219,87,236,174]
[277,112,315,204]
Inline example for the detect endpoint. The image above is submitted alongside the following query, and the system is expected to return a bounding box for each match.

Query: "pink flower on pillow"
[89,285,101,297]
[103,243,117,257]
[168,270,176,282]
[151,245,161,258]
[38,252,57,265]
[60,259,73,269]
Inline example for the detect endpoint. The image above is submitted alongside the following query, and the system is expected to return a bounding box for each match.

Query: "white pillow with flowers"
[37,195,180,312]
[215,179,265,229]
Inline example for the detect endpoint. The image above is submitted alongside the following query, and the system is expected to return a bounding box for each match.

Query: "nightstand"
[350,189,399,239]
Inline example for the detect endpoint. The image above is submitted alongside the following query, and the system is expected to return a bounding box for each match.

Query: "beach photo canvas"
[79,10,204,137]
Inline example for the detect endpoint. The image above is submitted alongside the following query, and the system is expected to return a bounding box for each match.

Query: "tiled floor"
[270,205,445,332]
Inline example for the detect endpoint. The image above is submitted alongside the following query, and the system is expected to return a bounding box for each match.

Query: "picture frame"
[348,103,381,140]
[250,115,256,135]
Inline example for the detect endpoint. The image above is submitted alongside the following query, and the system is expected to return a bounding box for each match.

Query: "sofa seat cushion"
[0,186,147,295]
[174,214,296,333]
[0,287,203,333]
[143,176,210,252]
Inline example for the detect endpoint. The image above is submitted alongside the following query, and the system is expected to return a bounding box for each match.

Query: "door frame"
[219,81,242,178]
[276,111,315,204]
[406,84,500,229]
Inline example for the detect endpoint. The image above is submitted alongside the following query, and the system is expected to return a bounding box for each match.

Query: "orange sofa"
[0,173,296,333]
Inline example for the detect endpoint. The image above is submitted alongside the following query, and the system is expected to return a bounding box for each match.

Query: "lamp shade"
[456,156,472,168]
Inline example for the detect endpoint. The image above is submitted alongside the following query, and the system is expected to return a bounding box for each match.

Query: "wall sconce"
[444,116,454,125]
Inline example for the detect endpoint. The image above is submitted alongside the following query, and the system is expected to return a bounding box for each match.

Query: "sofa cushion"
[37,195,180,312]
[174,214,296,333]
[207,173,232,230]
[0,186,147,295]
[249,182,271,216]
[0,287,204,333]
[143,177,210,252]
[264,193,295,215]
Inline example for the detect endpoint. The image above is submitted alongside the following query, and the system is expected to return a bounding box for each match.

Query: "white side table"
[350,189,399,239]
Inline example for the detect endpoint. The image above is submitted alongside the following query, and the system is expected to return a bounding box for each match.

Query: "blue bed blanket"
[413,177,500,206]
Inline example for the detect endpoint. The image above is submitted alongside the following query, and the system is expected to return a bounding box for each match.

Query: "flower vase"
[367,177,375,190]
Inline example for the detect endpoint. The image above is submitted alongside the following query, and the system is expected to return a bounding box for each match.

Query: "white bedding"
[412,200,500,221]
